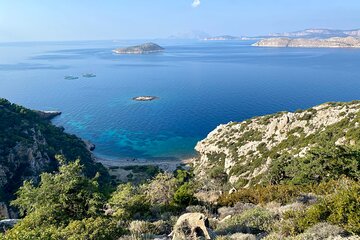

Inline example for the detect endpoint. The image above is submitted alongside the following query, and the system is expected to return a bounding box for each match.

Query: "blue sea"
[1,40,360,161]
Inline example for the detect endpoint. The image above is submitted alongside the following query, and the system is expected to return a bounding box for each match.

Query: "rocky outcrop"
[252,37,360,48]
[34,110,61,120]
[113,43,164,54]
[193,101,360,188]
[170,213,215,240]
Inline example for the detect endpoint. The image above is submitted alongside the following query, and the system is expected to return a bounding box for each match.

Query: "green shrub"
[279,180,360,236]
[301,181,360,234]
[173,182,197,206]
[216,207,276,235]
[61,217,124,240]
[108,183,150,221]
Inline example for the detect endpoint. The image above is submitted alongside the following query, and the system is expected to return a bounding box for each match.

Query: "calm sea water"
[1,40,360,160]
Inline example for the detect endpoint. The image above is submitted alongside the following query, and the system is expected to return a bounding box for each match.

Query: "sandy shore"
[96,156,194,172]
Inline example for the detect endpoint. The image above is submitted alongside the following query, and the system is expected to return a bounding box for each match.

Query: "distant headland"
[204,35,240,41]
[253,36,360,48]
[113,43,164,54]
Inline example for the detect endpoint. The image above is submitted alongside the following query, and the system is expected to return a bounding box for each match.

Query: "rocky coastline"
[253,36,360,48]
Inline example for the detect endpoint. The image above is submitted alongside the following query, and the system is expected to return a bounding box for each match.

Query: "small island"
[82,73,96,78]
[113,43,164,54]
[252,36,360,48]
[64,75,79,80]
[132,96,158,101]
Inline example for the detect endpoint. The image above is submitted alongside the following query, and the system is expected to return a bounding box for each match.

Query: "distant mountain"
[204,35,240,41]
[267,28,360,39]
[113,42,164,54]
[168,30,210,40]
[253,37,360,48]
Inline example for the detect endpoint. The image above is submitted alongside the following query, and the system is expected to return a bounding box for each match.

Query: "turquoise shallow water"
[1,40,360,160]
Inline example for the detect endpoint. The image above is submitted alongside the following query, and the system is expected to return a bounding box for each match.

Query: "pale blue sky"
[1,0,360,42]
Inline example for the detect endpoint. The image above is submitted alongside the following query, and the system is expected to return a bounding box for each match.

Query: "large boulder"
[170,213,215,240]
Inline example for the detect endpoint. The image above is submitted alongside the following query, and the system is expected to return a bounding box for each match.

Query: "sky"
[0,0,360,42]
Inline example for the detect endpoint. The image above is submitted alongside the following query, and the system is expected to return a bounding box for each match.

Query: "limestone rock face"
[252,37,360,48]
[193,101,360,188]
[170,213,215,240]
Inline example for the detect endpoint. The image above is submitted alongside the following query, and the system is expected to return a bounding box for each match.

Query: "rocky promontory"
[113,42,164,54]
[192,101,360,189]
[34,110,62,120]
[252,36,360,48]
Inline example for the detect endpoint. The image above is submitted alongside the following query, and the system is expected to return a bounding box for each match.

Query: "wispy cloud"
[192,0,200,8]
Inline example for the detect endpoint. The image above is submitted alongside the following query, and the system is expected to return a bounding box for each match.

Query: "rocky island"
[132,96,158,101]
[253,36,360,48]
[113,42,164,54]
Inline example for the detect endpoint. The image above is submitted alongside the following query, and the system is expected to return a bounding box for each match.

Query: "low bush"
[216,207,276,235]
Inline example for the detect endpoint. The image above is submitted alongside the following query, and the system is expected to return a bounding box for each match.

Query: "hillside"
[0,98,109,202]
[267,28,360,38]
[252,37,360,48]
[193,101,360,190]
[1,100,359,239]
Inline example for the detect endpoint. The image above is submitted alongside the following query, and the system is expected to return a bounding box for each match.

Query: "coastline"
[95,155,194,172]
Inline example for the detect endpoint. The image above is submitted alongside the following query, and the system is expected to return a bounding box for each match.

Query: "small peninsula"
[253,36,360,48]
[132,96,158,101]
[113,42,164,54]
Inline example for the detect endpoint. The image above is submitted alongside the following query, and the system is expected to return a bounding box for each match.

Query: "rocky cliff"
[0,98,109,202]
[193,101,360,189]
[253,37,360,48]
